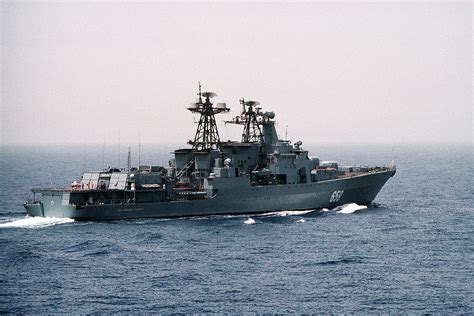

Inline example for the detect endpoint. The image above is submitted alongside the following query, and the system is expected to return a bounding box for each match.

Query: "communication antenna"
[127,146,131,172]
[102,139,105,170]
[198,81,203,104]
[118,131,121,168]
[138,131,141,167]
[83,143,86,173]
[163,145,166,166]
[285,125,288,141]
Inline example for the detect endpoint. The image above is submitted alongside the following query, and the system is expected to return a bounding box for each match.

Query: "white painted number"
[329,190,344,203]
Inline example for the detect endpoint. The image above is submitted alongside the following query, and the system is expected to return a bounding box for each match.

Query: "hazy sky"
[1,1,472,146]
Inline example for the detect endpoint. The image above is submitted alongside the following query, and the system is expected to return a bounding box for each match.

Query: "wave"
[334,203,367,214]
[315,256,363,265]
[0,216,75,228]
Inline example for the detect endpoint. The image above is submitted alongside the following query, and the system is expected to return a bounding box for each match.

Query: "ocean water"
[0,144,472,313]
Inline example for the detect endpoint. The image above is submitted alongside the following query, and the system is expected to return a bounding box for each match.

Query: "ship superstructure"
[24,85,396,220]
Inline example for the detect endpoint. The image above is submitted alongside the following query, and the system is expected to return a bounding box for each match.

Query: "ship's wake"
[0,216,75,228]
[242,204,367,224]
[260,209,317,217]
[189,209,317,222]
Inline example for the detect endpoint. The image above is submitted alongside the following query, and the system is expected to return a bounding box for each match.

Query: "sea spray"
[334,203,367,214]
[244,218,256,225]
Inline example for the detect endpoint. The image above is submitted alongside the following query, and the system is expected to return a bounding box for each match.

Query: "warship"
[24,85,396,220]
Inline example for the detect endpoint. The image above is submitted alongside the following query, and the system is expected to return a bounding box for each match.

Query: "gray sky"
[1,1,472,146]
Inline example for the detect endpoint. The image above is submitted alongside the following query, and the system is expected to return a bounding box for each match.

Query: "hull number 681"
[329,190,344,203]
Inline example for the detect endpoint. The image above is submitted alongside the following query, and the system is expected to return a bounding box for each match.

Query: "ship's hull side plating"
[25,170,394,220]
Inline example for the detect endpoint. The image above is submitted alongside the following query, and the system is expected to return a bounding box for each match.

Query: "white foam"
[296,219,305,223]
[321,208,330,212]
[0,216,75,228]
[244,217,256,225]
[261,209,315,217]
[334,203,367,214]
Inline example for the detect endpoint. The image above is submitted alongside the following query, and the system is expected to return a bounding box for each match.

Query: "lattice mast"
[188,83,229,150]
[226,99,263,143]
[241,99,263,143]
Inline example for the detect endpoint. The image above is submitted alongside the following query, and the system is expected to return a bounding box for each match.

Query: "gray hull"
[25,169,394,221]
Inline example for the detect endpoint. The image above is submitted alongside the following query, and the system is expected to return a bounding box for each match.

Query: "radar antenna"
[187,83,229,150]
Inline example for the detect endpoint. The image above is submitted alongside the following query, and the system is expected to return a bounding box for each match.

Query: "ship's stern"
[24,189,74,218]
[24,202,45,217]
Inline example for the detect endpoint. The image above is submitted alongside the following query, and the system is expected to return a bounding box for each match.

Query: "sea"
[0,143,472,313]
